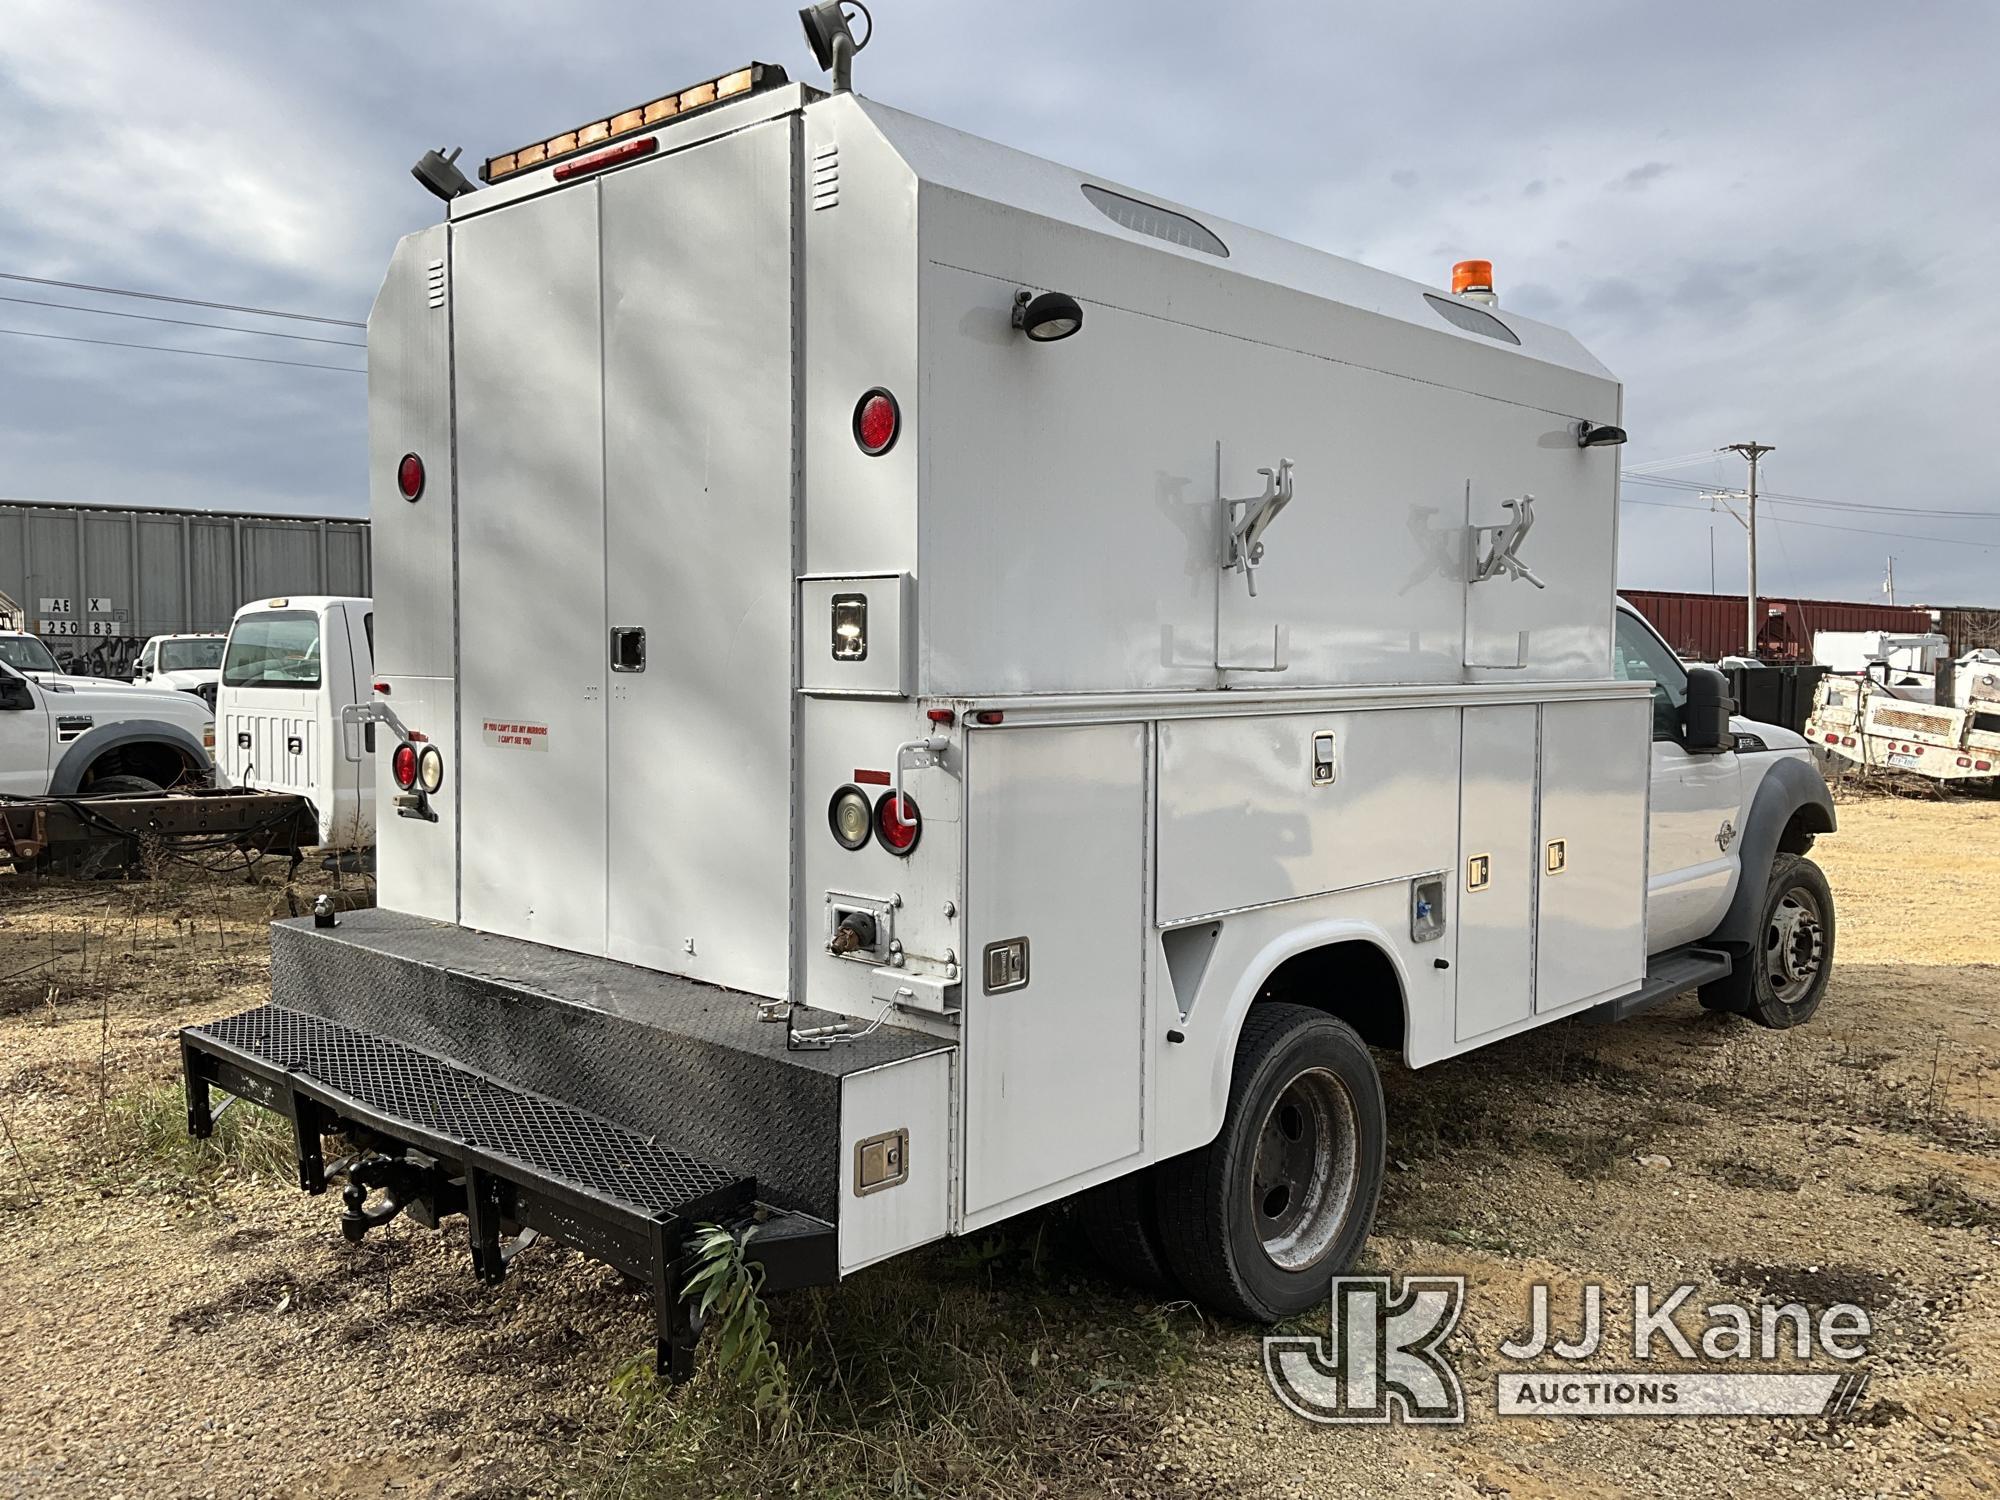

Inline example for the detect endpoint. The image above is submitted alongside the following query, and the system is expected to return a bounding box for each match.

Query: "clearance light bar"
[482,61,787,184]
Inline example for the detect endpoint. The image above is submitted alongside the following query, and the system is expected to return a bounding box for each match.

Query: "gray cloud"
[3,0,1997,603]
[1609,160,1672,191]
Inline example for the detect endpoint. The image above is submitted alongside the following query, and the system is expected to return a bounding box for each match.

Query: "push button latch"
[1312,730,1337,786]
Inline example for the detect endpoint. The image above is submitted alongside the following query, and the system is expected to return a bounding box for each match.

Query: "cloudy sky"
[3,1,1995,604]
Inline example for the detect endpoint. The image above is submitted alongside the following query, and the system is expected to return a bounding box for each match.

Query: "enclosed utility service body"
[184,66,1836,1371]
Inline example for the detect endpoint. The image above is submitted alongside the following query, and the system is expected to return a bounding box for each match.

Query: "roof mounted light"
[1013,289,1084,343]
[799,0,871,93]
[1452,258,1498,306]
[412,147,474,202]
[481,62,787,184]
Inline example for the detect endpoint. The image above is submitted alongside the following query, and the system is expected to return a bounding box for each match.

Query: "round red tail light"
[397,452,425,501]
[874,789,921,855]
[392,741,418,790]
[853,390,899,456]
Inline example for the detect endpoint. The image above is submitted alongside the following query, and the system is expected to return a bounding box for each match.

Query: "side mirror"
[0,675,34,711]
[1680,666,1735,755]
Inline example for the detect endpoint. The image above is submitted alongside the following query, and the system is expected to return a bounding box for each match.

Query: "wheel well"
[1252,939,1405,1051]
[82,741,196,790]
[1777,800,1834,857]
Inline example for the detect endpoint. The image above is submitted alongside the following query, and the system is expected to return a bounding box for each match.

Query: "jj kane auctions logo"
[1265,1277,1875,1423]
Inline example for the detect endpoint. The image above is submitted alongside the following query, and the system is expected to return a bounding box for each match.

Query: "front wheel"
[1698,852,1836,1029]
[1155,1004,1385,1323]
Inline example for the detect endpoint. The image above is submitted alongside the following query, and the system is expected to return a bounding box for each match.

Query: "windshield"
[160,638,225,672]
[222,612,322,689]
[0,635,61,673]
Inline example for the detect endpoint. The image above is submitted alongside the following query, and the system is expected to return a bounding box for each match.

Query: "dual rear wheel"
[1078,1003,1385,1322]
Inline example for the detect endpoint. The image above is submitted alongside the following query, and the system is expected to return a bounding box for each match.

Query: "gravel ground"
[0,797,1996,1498]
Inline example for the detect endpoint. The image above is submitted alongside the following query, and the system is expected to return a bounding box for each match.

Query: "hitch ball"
[828,910,877,956]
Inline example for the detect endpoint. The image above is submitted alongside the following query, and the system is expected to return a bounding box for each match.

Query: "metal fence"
[0,499,370,676]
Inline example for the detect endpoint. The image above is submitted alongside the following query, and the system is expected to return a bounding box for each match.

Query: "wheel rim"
[1250,1066,1360,1271]
[1766,883,1826,1004]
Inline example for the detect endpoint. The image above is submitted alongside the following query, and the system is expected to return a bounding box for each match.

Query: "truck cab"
[132,632,227,707]
[0,658,215,797]
[215,597,375,849]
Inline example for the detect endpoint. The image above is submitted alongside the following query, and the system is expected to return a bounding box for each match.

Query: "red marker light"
[875,790,921,855]
[397,453,425,501]
[927,708,955,725]
[553,135,657,181]
[854,390,899,455]
[392,741,418,790]
[974,710,1004,726]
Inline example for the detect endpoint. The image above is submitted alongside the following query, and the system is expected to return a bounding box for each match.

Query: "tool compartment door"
[453,184,608,952]
[600,120,795,996]
[1535,696,1649,1011]
[963,723,1147,1223]
[1454,704,1538,1041]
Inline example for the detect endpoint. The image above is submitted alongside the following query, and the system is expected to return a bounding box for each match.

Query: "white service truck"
[214,596,376,850]
[182,17,1837,1375]
[0,657,215,798]
[132,632,227,707]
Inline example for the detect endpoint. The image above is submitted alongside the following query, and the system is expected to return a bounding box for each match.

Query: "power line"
[0,270,364,329]
[0,293,367,349]
[0,325,365,375]
[1624,470,2000,522]
[1624,494,2000,552]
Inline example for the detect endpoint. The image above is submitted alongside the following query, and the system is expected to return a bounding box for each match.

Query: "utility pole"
[1722,442,1775,656]
[1883,555,1896,606]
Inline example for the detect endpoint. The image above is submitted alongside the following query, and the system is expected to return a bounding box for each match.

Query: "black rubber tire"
[80,774,164,797]
[1155,1003,1385,1323]
[1074,1166,1179,1295]
[1696,853,1835,1029]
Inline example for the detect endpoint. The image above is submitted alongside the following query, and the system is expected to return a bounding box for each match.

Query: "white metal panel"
[799,698,964,1034]
[918,263,1615,697]
[600,124,794,996]
[452,186,607,952]
[373,674,456,921]
[1535,697,1650,1011]
[1453,705,1537,1042]
[366,226,455,681]
[838,1049,954,1273]
[800,574,911,697]
[1155,708,1459,926]
[963,722,1146,1220]
[802,94,920,579]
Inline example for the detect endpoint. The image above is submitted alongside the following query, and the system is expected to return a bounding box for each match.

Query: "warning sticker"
[482,719,549,751]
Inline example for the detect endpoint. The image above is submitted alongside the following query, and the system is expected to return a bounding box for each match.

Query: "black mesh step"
[190,1004,748,1223]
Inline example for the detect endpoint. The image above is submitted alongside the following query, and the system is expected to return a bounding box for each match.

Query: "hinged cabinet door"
[1535,697,1649,1011]
[600,121,797,996]
[453,185,608,952]
[963,723,1147,1221]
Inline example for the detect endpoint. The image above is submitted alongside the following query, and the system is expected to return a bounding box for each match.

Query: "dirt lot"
[1,798,1997,1499]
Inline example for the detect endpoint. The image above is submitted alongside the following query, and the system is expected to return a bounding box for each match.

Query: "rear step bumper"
[181,1004,828,1378]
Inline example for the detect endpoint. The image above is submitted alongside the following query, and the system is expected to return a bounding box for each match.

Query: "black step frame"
[181,1006,834,1378]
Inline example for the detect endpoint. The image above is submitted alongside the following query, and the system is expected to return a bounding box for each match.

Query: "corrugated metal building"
[1,498,370,674]
[1620,588,1937,663]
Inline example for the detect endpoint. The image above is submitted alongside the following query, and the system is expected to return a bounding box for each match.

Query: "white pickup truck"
[0,658,216,797]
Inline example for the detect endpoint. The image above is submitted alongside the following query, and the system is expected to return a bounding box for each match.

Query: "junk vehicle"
[180,9,1839,1377]
[133,632,228,707]
[214,596,376,850]
[1808,637,2000,784]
